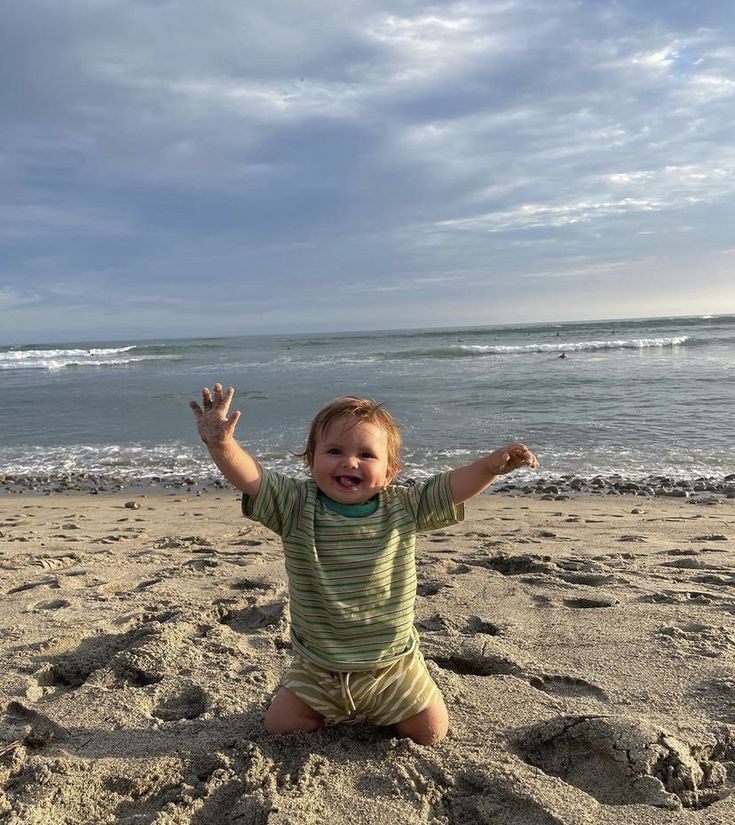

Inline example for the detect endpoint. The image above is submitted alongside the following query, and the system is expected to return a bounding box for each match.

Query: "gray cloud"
[1,0,734,342]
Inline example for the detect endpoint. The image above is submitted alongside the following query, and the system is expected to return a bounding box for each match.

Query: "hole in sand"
[563,598,615,609]
[219,601,285,633]
[431,652,524,678]
[464,616,501,636]
[468,554,553,576]
[153,685,207,721]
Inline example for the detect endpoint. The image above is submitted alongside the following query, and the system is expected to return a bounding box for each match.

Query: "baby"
[191,384,538,745]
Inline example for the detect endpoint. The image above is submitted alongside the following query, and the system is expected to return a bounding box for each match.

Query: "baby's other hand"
[189,383,241,448]
[489,443,539,476]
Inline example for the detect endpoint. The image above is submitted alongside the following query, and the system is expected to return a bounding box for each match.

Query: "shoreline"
[1,470,734,503]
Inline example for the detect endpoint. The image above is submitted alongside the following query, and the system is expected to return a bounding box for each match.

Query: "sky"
[1,0,735,344]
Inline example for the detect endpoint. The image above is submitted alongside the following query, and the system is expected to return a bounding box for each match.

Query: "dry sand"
[1,490,734,824]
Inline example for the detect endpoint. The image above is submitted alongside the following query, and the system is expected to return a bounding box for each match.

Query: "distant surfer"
[559,352,568,359]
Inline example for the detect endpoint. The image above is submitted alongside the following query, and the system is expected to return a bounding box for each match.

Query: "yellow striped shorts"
[282,645,441,727]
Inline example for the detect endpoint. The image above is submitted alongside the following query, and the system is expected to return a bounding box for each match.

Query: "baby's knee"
[264,687,324,735]
[407,723,447,747]
[394,700,449,746]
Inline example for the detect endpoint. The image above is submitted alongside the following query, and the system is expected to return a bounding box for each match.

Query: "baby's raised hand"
[189,383,241,448]
[488,443,539,476]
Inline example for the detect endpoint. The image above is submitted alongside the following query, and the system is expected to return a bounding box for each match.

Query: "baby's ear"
[306,452,314,468]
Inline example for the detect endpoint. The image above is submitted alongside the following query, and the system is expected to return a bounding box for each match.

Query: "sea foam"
[0,346,166,371]
[458,336,689,355]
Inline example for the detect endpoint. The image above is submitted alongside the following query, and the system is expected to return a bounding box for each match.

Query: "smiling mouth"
[336,475,361,489]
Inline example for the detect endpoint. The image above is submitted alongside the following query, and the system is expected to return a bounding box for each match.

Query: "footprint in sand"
[152,684,207,721]
[218,600,286,633]
[416,614,504,637]
[463,616,502,636]
[528,674,607,701]
[229,578,274,592]
[431,650,525,678]
[659,558,721,571]
[183,557,220,573]
[692,573,735,588]
[30,615,202,693]
[3,701,69,748]
[563,597,616,609]
[429,645,607,702]
[228,538,265,547]
[7,577,61,595]
[33,599,72,611]
[465,554,554,577]
[557,572,617,587]
[33,627,158,690]
[416,580,449,597]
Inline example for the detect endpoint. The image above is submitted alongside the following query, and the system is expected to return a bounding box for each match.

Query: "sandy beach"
[1,490,734,824]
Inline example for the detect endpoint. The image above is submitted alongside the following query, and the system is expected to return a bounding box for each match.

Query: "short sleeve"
[394,471,465,532]
[241,468,302,537]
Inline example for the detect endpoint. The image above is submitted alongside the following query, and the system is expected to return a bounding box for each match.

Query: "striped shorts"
[282,645,442,727]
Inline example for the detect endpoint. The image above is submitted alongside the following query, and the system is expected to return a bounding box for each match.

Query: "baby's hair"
[303,396,402,474]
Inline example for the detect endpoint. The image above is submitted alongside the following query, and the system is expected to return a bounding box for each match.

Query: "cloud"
[1,1,735,342]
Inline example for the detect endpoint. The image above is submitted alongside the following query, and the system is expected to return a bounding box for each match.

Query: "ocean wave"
[2,440,732,486]
[458,336,689,355]
[0,346,179,371]
[373,336,689,360]
[0,443,206,478]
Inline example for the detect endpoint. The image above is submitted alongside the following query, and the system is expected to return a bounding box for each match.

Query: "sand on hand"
[1,491,734,824]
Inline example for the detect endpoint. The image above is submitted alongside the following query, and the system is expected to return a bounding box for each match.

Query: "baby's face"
[308,416,395,504]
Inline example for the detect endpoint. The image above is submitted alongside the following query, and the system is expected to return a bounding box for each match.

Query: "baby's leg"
[393,695,448,746]
[265,686,324,734]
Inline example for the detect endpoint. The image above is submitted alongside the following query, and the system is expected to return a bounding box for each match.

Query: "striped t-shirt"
[242,469,464,671]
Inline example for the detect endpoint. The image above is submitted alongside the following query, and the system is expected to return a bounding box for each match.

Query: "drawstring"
[338,671,356,716]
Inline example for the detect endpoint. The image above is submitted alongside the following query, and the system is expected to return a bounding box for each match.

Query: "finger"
[214,383,224,404]
[189,400,203,417]
[220,386,235,416]
[202,387,213,409]
[225,410,241,434]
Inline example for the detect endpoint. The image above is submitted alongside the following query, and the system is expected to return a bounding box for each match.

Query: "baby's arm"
[189,383,263,497]
[449,443,538,505]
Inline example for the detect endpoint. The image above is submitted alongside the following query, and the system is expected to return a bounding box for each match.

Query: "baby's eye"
[327,448,342,455]
[360,451,377,459]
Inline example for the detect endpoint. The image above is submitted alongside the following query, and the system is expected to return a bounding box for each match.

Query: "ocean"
[1,315,733,490]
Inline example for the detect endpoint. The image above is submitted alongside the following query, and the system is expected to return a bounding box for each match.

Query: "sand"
[1,490,734,824]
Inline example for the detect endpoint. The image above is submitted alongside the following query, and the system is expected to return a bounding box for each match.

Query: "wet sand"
[1,490,734,824]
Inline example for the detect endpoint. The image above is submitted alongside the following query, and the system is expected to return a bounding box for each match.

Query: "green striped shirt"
[242,469,464,670]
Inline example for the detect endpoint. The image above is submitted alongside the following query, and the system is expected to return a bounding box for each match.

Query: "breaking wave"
[378,336,689,360]
[0,346,175,371]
